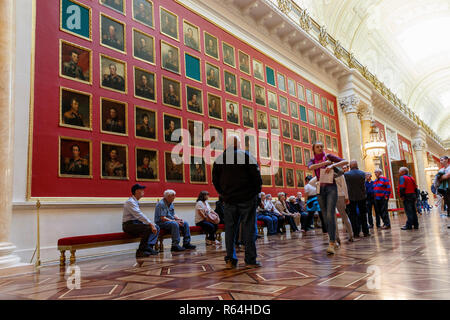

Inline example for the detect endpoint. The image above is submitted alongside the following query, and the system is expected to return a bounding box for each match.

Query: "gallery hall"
[0,0,450,303]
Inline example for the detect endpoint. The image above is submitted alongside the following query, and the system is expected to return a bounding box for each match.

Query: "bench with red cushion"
[388,208,405,214]
[58,224,226,266]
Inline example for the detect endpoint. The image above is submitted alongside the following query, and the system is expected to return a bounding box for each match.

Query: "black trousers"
[348,199,369,237]
[366,197,375,227]
[444,190,450,216]
[403,196,419,228]
[374,198,391,227]
[123,220,159,252]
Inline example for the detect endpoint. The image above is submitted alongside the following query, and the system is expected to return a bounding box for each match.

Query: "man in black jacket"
[344,160,370,238]
[213,135,263,270]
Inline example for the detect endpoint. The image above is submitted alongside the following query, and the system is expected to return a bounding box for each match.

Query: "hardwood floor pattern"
[0,211,448,300]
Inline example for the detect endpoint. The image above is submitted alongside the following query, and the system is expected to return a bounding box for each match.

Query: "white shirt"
[263,199,280,214]
[305,177,318,197]
[122,196,152,224]
[195,200,212,224]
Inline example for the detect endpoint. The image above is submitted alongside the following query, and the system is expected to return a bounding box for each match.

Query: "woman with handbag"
[308,142,348,255]
[195,191,221,245]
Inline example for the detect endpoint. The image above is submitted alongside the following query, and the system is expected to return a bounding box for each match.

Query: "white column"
[359,104,374,173]
[0,0,21,270]
[339,94,364,164]
[412,130,428,191]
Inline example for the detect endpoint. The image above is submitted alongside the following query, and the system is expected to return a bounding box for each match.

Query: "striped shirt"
[373,176,391,200]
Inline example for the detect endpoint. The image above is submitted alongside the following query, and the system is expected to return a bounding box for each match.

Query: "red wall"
[31,0,342,198]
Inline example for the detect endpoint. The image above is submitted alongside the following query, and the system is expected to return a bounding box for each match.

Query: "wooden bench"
[58,224,226,266]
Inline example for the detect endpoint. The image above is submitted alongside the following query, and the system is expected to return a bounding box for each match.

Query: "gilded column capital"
[339,95,360,114]
[359,105,374,121]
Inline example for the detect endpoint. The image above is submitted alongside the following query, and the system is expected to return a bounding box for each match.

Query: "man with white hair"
[213,134,263,269]
[154,189,196,252]
[398,167,419,230]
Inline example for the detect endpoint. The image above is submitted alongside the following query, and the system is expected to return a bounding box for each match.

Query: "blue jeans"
[318,184,338,242]
[404,196,419,228]
[196,220,218,241]
[224,196,258,265]
[257,213,278,234]
[158,220,191,246]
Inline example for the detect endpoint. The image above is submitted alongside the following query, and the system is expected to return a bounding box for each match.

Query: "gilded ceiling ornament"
[347,52,356,69]
[278,0,292,15]
[299,9,312,31]
[334,41,344,60]
[319,25,328,47]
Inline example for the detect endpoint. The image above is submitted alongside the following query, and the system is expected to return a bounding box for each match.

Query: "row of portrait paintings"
[60,38,336,117]
[60,87,339,148]
[60,136,312,188]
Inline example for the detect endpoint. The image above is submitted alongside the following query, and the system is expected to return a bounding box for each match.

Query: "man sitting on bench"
[154,189,197,252]
[122,184,160,258]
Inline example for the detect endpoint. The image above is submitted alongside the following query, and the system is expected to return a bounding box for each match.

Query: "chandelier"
[364,121,386,158]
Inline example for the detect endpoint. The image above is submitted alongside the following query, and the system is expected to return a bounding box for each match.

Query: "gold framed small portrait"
[310,129,317,144]
[134,66,156,102]
[190,156,207,184]
[238,50,250,75]
[100,0,125,14]
[330,118,337,133]
[163,113,183,144]
[100,54,127,93]
[254,84,266,106]
[328,100,335,116]
[188,119,204,148]
[304,149,311,166]
[160,6,179,41]
[261,165,272,187]
[101,142,128,180]
[258,137,270,159]
[60,87,92,131]
[326,135,332,151]
[317,113,323,129]
[209,125,224,151]
[324,115,330,131]
[161,40,180,74]
[314,93,321,109]
[206,62,221,90]
[59,137,92,178]
[283,143,293,163]
[222,41,236,68]
[268,90,278,111]
[186,85,203,115]
[100,13,126,53]
[294,146,303,165]
[135,105,157,141]
[277,72,286,92]
[296,169,305,188]
[164,151,185,183]
[244,134,257,158]
[136,147,158,181]
[297,83,305,101]
[281,119,291,139]
[271,140,282,161]
[292,123,301,141]
[207,93,222,120]
[100,97,127,136]
[274,167,284,187]
[308,109,316,126]
[288,78,296,97]
[242,105,254,129]
[332,137,339,152]
[318,132,325,144]
[290,100,299,119]
[306,88,313,106]
[162,76,181,109]
[269,115,280,136]
[133,28,155,65]
[224,70,237,96]
[256,110,268,132]
[183,19,200,52]
[225,100,240,125]
[301,126,310,144]
[279,95,288,115]
[240,77,252,101]
[321,96,328,112]
[252,59,264,82]
[60,40,92,84]
[286,168,295,188]
[204,31,219,60]
[132,0,154,29]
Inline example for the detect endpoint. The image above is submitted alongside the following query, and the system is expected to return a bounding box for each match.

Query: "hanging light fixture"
[364,121,386,158]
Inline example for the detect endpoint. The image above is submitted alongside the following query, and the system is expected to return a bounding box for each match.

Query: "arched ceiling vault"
[294,0,450,141]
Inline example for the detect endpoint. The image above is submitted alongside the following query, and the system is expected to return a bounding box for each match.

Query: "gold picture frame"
[134,105,157,142]
[100,97,128,137]
[59,39,93,85]
[100,12,127,54]
[59,86,93,131]
[159,6,179,41]
[100,141,129,180]
[59,136,93,179]
[135,147,159,182]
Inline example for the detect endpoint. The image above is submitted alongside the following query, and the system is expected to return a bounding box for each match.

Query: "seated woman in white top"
[195,191,220,245]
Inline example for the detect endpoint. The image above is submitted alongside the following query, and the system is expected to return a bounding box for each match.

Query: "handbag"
[333,166,344,179]
[206,211,220,224]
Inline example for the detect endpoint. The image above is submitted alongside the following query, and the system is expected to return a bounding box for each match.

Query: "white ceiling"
[294,0,450,141]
